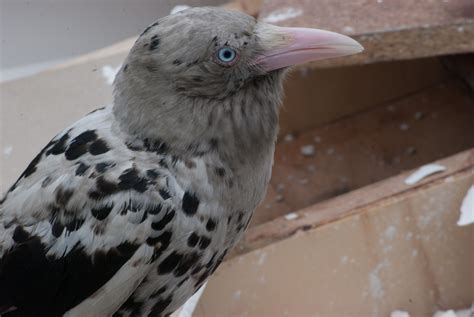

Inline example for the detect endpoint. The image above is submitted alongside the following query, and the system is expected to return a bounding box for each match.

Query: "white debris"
[390,311,410,317]
[170,5,190,14]
[390,305,474,317]
[457,185,474,226]
[275,194,284,203]
[384,226,397,240]
[284,212,299,220]
[400,123,409,131]
[276,183,285,192]
[3,145,13,157]
[283,133,294,142]
[233,290,241,301]
[101,65,121,85]
[262,7,303,23]
[176,282,207,317]
[414,111,425,120]
[433,310,458,317]
[298,178,309,185]
[404,164,447,185]
[300,145,315,157]
[342,26,355,33]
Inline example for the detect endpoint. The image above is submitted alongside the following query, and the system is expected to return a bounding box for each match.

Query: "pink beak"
[256,26,363,71]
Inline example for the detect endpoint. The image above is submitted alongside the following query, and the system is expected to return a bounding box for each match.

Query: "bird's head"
[113,7,362,157]
[120,7,362,99]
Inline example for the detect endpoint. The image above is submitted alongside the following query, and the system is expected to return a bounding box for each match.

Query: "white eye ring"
[216,47,238,65]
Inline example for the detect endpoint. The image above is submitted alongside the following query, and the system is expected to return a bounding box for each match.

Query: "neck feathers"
[112,69,284,163]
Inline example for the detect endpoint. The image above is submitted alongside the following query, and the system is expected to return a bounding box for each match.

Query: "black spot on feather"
[159,189,171,200]
[174,252,199,277]
[150,35,160,51]
[65,130,98,160]
[158,251,182,275]
[118,168,148,193]
[65,218,85,232]
[55,187,74,208]
[46,133,70,155]
[182,191,199,216]
[91,204,114,221]
[151,209,175,231]
[51,221,65,238]
[187,232,199,247]
[149,295,172,316]
[75,162,90,176]
[89,139,110,155]
[12,226,30,243]
[198,237,211,250]
[89,176,118,200]
[206,218,217,231]
[95,161,114,173]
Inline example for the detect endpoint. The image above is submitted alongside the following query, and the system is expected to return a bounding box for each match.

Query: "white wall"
[0,0,226,81]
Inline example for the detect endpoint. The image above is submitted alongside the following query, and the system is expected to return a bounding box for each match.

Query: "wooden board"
[196,150,474,316]
[251,79,474,229]
[259,0,474,68]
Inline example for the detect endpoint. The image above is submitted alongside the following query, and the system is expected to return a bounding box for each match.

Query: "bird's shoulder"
[0,106,199,316]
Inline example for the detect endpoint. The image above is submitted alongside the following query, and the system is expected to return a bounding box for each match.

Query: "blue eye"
[216,47,237,64]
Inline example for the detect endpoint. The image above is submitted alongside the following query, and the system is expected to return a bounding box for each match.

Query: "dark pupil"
[223,50,232,59]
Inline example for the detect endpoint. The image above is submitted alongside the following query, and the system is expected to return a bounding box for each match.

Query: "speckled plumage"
[0,8,283,317]
[0,6,363,317]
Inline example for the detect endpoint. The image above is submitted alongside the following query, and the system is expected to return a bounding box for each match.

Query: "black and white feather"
[0,7,287,317]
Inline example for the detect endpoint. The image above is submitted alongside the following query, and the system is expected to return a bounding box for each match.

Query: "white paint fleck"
[283,133,294,142]
[307,164,316,172]
[414,111,424,120]
[275,194,284,203]
[3,145,13,157]
[457,185,474,226]
[233,290,241,301]
[256,252,267,266]
[284,212,299,221]
[384,226,397,240]
[262,7,303,23]
[276,183,285,192]
[404,164,446,185]
[300,144,315,157]
[101,65,121,85]
[170,5,190,14]
[340,255,349,264]
[400,123,409,131]
[411,249,418,257]
[298,178,309,185]
[343,26,355,33]
[176,282,207,317]
[433,310,458,317]
[391,311,410,317]
[369,261,388,299]
[457,26,465,32]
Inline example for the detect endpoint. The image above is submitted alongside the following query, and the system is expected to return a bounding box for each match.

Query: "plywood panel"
[253,80,474,227]
[260,0,474,67]
[196,156,474,316]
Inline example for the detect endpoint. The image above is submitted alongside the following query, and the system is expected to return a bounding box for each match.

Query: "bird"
[0,7,362,317]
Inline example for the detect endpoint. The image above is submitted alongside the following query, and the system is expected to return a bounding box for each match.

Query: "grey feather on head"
[113,7,285,160]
